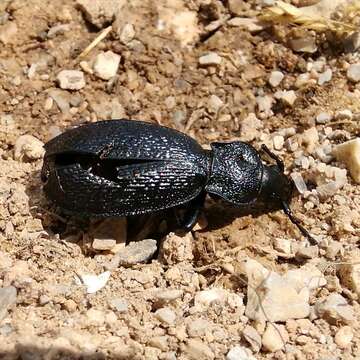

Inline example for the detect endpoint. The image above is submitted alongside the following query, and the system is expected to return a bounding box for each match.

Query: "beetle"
[41,119,315,244]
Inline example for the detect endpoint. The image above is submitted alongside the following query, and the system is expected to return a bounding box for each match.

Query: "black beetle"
[41,119,315,243]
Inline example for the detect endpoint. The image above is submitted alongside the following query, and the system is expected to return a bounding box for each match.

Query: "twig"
[78,26,112,59]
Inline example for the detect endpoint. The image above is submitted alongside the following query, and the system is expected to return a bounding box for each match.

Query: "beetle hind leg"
[176,192,206,232]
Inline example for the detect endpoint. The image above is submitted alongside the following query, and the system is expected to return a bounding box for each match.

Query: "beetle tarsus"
[180,192,206,231]
[281,200,317,245]
[261,144,285,172]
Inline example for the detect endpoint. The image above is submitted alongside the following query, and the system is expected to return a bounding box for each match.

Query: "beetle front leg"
[178,191,207,231]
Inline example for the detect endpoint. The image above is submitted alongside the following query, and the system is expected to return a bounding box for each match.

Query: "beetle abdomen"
[42,120,210,217]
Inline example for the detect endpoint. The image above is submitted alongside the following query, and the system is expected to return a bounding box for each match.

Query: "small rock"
[242,325,262,352]
[93,51,121,80]
[273,238,292,255]
[338,250,360,296]
[0,21,17,44]
[325,241,343,260]
[149,336,169,352]
[344,31,360,52]
[207,95,223,113]
[335,109,353,120]
[334,326,353,348]
[78,271,111,294]
[275,90,297,107]
[76,0,125,28]
[159,232,193,265]
[187,318,211,337]
[154,307,176,325]
[227,18,265,33]
[111,239,157,267]
[90,218,126,251]
[48,89,71,113]
[47,24,70,38]
[273,135,284,150]
[316,112,332,124]
[268,71,284,87]
[57,70,85,90]
[182,339,214,360]
[318,69,332,85]
[290,172,307,194]
[226,346,256,360]
[295,245,319,260]
[315,293,355,324]
[240,113,263,142]
[227,0,245,16]
[289,36,317,53]
[109,298,128,313]
[0,286,17,321]
[199,52,222,66]
[256,95,273,117]
[152,289,183,303]
[14,135,45,161]
[346,63,360,82]
[333,138,360,183]
[300,127,319,153]
[119,23,135,44]
[262,323,288,352]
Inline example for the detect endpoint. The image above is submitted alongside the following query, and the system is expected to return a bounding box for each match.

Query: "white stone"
[273,135,284,150]
[227,17,265,33]
[242,325,261,352]
[289,36,317,53]
[207,95,223,113]
[315,293,355,324]
[195,288,244,312]
[226,346,256,360]
[333,138,360,183]
[120,23,135,44]
[78,271,111,294]
[273,238,292,255]
[242,259,326,322]
[199,52,222,65]
[334,326,353,348]
[93,51,121,80]
[154,307,176,325]
[14,135,45,161]
[347,63,360,82]
[275,90,297,106]
[262,323,288,352]
[316,112,332,124]
[318,68,332,85]
[268,71,284,87]
[335,109,353,120]
[57,70,85,90]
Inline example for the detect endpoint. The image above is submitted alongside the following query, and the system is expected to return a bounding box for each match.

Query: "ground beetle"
[41,119,315,244]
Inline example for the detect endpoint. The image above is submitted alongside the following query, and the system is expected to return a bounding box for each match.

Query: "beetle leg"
[281,200,317,245]
[261,144,284,172]
[179,192,207,231]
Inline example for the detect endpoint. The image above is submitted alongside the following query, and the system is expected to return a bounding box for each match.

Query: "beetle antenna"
[261,144,284,172]
[281,200,317,245]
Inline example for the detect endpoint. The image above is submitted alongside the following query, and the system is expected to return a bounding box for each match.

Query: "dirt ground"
[1,0,360,359]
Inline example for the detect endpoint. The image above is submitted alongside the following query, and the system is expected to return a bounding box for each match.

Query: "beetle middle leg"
[176,191,207,231]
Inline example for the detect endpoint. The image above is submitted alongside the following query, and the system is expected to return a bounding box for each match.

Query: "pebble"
[346,63,360,82]
[289,36,317,53]
[207,94,223,113]
[334,326,353,348]
[228,0,245,15]
[273,135,284,150]
[333,138,360,183]
[295,245,319,260]
[149,336,169,352]
[199,52,222,66]
[182,339,214,360]
[14,135,45,161]
[76,0,124,28]
[240,113,263,142]
[110,239,157,267]
[275,90,297,106]
[119,23,135,44]
[44,97,54,111]
[0,286,17,321]
[300,127,319,153]
[47,24,70,38]
[0,21,17,44]
[290,172,307,194]
[273,238,292,255]
[194,288,244,311]
[154,307,176,325]
[187,318,210,337]
[335,109,353,120]
[57,70,85,90]
[78,271,111,294]
[255,95,273,117]
[242,325,261,353]
[318,68,332,85]
[48,89,70,113]
[243,259,326,322]
[109,298,128,313]
[262,323,288,352]
[93,51,121,80]
[315,293,355,324]
[226,346,256,360]
[269,71,284,87]
[152,289,183,303]
[227,17,265,33]
[344,31,360,52]
[316,112,332,124]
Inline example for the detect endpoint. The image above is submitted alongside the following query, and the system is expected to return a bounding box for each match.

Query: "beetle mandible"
[41,119,315,244]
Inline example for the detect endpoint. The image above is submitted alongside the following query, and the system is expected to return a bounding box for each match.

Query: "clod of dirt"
[334,326,353,348]
[159,232,194,265]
